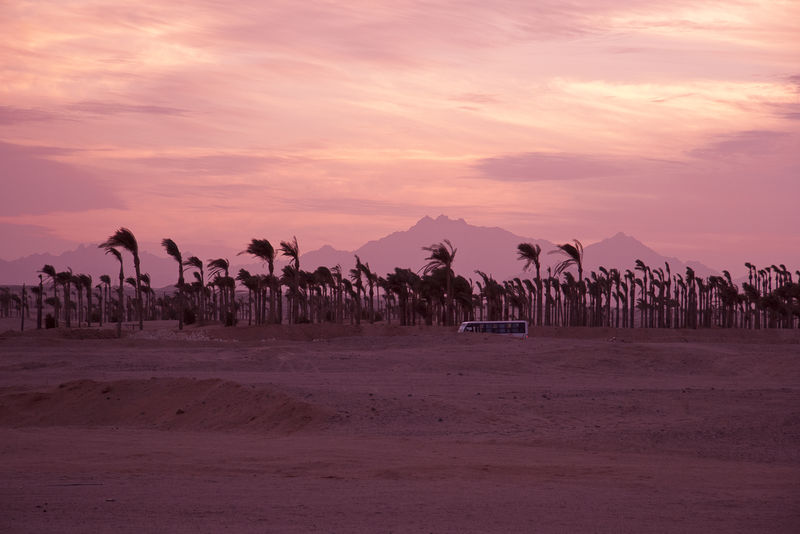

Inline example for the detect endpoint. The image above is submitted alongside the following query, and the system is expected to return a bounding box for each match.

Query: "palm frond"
[39,264,56,277]
[517,243,541,271]
[99,227,138,255]
[161,238,182,264]
[207,258,230,278]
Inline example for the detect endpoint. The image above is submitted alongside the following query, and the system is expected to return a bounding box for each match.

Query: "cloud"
[279,195,423,217]
[0,106,61,125]
[687,130,793,159]
[450,93,499,104]
[473,152,625,182]
[149,182,266,200]
[0,142,124,216]
[67,100,188,116]
[131,154,294,175]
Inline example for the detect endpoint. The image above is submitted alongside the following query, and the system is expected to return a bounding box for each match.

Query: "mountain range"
[0,215,717,288]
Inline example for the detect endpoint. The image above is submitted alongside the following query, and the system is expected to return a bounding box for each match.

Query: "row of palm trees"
[9,228,799,334]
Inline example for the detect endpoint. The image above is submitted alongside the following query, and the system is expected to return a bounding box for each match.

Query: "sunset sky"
[1,0,798,274]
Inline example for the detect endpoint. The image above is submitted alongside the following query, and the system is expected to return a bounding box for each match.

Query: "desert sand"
[1,319,798,533]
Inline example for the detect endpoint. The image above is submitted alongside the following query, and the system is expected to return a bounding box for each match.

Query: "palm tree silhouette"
[162,238,185,330]
[183,256,205,324]
[239,239,276,324]
[550,240,584,326]
[139,273,153,321]
[78,273,92,326]
[517,243,542,326]
[349,259,364,325]
[102,247,124,337]
[99,274,111,325]
[236,268,256,325]
[39,264,58,326]
[99,228,143,331]
[313,266,334,323]
[330,265,344,324]
[207,258,233,325]
[422,239,457,326]
[357,257,377,323]
[280,237,300,324]
[55,269,73,328]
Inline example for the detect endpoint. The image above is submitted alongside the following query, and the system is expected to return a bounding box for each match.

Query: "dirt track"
[1,321,799,532]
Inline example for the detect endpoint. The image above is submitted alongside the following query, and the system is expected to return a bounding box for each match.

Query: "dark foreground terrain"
[1,322,798,532]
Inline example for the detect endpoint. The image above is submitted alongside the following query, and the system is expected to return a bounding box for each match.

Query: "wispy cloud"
[130,153,296,175]
[687,130,793,159]
[0,106,61,125]
[474,152,626,182]
[67,100,188,116]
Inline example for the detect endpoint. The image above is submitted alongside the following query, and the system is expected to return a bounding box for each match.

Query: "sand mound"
[61,328,119,340]
[0,378,331,433]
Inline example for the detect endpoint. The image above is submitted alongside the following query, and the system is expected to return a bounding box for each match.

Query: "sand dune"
[0,378,329,433]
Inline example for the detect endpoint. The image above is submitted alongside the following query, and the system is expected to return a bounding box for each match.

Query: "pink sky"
[1,0,798,274]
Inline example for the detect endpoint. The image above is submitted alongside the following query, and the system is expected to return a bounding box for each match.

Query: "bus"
[457,320,528,338]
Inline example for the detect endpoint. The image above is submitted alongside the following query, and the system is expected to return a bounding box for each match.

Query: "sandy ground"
[0,319,798,533]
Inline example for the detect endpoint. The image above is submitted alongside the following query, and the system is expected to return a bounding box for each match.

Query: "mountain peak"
[413,214,467,228]
[412,215,435,228]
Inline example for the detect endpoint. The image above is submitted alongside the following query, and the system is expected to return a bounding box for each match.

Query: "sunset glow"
[1,0,798,272]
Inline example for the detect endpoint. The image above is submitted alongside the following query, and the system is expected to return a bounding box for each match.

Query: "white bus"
[457,320,528,338]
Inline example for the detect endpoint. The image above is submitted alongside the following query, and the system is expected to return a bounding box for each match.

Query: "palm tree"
[313,266,334,322]
[236,268,256,325]
[550,239,584,326]
[685,267,697,329]
[103,247,124,337]
[39,264,58,326]
[280,237,300,324]
[517,243,542,326]
[139,273,153,320]
[422,239,457,326]
[474,270,503,321]
[239,239,276,324]
[183,256,205,323]
[207,258,233,325]
[330,265,344,323]
[162,238,185,330]
[78,273,92,326]
[357,257,377,323]
[99,228,143,330]
[55,269,73,327]
[99,274,111,325]
[349,260,364,325]
[634,260,649,328]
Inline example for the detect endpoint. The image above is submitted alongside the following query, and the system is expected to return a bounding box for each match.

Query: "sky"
[1,0,799,275]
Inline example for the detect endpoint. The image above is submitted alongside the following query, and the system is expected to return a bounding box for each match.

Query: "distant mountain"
[0,216,717,286]
[299,216,717,281]
[583,232,718,279]
[302,215,555,281]
[0,244,183,289]
[245,215,556,284]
